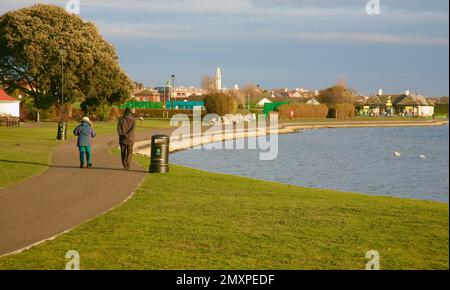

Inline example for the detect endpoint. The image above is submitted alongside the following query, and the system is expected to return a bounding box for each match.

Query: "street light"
[171,74,175,100]
[57,47,67,140]
[170,74,175,110]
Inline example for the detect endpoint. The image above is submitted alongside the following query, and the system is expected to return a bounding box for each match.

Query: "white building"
[215,67,222,91]
[0,89,20,117]
[306,98,321,105]
[257,98,272,107]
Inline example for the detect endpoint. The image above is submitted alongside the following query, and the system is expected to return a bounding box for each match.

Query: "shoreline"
[134,119,449,156]
[132,118,448,204]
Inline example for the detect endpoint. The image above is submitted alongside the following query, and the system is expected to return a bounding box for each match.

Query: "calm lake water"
[171,125,449,202]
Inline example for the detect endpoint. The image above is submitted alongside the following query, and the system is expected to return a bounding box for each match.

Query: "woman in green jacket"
[73,117,96,168]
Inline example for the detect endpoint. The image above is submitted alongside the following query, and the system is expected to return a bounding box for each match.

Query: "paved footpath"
[0,129,172,256]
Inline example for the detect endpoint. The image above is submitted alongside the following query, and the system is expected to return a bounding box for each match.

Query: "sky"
[0,0,449,96]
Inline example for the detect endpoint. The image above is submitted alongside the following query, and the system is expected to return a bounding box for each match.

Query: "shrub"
[95,104,111,121]
[277,103,328,119]
[435,104,449,117]
[204,92,237,116]
[334,104,355,119]
[319,84,354,105]
[71,108,84,121]
[39,107,58,121]
[109,107,120,121]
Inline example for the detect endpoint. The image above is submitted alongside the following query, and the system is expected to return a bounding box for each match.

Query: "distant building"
[0,89,21,117]
[133,89,161,102]
[306,98,321,105]
[155,86,206,100]
[133,82,144,94]
[289,91,302,98]
[361,90,434,117]
[296,88,310,94]
[271,88,316,99]
[257,97,273,107]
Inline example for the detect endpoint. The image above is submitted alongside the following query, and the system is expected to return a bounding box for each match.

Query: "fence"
[118,101,163,109]
[166,101,205,110]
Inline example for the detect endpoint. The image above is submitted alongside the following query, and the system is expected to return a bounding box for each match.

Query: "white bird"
[419,154,427,160]
[393,151,401,158]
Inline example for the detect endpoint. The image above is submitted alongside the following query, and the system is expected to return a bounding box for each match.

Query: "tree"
[201,75,216,92]
[238,83,263,108]
[241,83,260,99]
[440,96,449,104]
[319,84,355,106]
[227,89,245,107]
[204,92,237,116]
[0,4,132,111]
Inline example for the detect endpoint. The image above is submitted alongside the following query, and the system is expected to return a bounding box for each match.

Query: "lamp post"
[171,74,175,109]
[163,84,166,109]
[57,48,66,140]
[171,74,175,99]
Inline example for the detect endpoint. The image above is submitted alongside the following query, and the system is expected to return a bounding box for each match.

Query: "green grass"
[0,121,448,269]
[0,120,169,189]
[0,154,447,270]
[0,123,58,189]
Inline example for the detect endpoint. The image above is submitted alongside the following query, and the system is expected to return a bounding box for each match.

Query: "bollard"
[149,135,170,173]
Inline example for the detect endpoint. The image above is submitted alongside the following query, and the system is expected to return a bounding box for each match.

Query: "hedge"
[333,104,356,119]
[276,103,329,119]
[435,104,449,117]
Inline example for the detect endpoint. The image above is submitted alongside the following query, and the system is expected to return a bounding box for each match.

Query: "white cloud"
[98,21,449,46]
[3,0,447,22]
[2,0,448,46]
[288,32,449,46]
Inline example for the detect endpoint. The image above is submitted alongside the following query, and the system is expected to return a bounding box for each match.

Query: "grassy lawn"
[0,120,169,189]
[0,153,447,270]
[0,123,58,189]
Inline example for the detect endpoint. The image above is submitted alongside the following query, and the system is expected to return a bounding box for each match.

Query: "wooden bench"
[0,114,20,127]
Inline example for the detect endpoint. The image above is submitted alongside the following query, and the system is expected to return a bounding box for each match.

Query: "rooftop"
[0,89,18,102]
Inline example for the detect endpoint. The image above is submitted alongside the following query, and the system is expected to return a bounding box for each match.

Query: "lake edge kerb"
[133,119,449,157]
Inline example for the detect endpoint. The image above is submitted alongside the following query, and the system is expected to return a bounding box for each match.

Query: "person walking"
[117,108,136,170]
[73,116,96,168]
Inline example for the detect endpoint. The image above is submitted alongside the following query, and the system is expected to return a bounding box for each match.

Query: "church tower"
[215,67,222,91]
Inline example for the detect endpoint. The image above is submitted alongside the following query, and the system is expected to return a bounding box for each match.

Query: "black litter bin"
[149,135,170,173]
[56,122,67,140]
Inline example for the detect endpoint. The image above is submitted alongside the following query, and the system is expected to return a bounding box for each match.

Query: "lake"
[171,125,449,202]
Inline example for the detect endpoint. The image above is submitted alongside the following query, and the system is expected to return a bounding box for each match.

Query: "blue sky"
[1,0,449,96]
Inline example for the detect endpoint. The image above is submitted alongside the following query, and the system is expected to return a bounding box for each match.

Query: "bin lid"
[152,134,170,140]
[152,135,170,144]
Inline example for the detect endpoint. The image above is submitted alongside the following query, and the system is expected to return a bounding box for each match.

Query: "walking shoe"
[87,163,93,168]
[80,165,84,168]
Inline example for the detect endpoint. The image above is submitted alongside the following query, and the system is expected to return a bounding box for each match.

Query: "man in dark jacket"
[117,108,136,170]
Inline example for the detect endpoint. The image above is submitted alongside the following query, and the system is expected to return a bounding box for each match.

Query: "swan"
[393,151,401,158]
[419,154,427,160]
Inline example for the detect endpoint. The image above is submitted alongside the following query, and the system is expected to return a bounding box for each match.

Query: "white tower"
[215,67,222,91]
[378,88,383,96]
